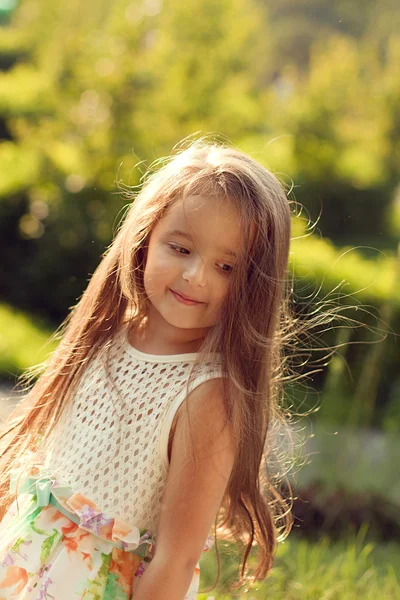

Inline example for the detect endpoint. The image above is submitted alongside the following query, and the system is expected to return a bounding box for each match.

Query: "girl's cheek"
[218,282,231,304]
[149,248,173,271]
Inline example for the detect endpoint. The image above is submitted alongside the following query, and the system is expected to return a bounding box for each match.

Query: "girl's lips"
[169,289,204,306]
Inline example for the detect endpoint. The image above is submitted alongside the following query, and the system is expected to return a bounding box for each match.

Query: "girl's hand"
[132,553,198,600]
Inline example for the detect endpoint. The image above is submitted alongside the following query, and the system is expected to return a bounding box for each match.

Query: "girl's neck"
[128,308,209,355]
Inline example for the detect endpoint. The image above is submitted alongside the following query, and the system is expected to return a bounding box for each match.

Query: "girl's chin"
[162,306,211,329]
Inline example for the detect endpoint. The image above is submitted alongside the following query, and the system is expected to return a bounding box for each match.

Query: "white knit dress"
[0,323,224,599]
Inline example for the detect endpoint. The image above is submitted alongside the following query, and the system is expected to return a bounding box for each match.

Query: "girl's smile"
[169,288,206,306]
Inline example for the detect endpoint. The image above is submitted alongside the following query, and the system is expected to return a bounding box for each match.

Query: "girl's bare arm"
[133,378,235,600]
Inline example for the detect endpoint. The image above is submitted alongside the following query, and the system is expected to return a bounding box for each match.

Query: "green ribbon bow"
[9,471,150,557]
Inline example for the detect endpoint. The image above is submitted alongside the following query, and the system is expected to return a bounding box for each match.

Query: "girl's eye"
[168,244,189,254]
[218,263,234,274]
[168,244,234,274]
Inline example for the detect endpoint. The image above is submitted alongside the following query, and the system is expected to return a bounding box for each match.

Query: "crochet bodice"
[42,323,224,532]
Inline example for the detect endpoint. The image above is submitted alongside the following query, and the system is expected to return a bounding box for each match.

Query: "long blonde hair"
[1,137,300,589]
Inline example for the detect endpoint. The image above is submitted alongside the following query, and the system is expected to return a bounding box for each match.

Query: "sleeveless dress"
[0,323,224,599]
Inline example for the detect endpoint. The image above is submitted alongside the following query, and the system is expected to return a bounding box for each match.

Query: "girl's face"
[143,195,242,331]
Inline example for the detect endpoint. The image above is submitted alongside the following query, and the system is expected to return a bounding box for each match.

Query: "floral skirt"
[0,464,214,599]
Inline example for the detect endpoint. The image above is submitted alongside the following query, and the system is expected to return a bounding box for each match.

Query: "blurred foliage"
[0,0,399,427]
[292,481,400,542]
[266,0,400,71]
[0,303,55,376]
[291,222,400,307]
[291,421,400,510]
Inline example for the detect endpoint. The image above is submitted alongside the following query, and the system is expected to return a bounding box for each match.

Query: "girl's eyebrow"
[165,228,238,258]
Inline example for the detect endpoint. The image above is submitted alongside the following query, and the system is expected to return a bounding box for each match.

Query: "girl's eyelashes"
[167,243,234,274]
[168,243,189,255]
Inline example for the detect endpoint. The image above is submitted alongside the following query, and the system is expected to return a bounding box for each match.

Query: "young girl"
[0,138,294,599]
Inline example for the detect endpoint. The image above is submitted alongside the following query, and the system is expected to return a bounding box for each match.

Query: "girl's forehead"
[164,194,239,225]
[156,194,245,252]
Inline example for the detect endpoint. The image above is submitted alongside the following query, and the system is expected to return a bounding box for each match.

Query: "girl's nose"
[182,257,207,286]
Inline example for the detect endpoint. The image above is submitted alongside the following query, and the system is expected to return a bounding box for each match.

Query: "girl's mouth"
[169,289,204,306]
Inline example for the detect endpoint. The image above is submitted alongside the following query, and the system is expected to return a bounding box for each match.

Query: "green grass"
[198,526,400,599]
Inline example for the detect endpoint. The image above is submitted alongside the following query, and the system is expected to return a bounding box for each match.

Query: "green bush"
[0,303,56,377]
